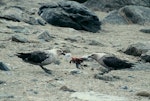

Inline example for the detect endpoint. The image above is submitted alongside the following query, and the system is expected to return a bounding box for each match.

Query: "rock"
[12,35,29,43]
[71,91,128,101]
[140,29,150,34]
[84,0,150,12]
[38,1,101,33]
[68,0,87,3]
[94,73,120,81]
[88,40,105,46]
[119,6,150,25]
[7,26,30,34]
[0,6,45,25]
[70,70,82,75]
[0,62,10,71]
[102,10,127,24]
[0,43,6,48]
[0,80,6,84]
[37,18,47,26]
[24,17,39,25]
[60,86,76,92]
[141,50,150,62]
[0,6,24,22]
[38,31,55,42]
[64,36,84,43]
[103,6,150,25]
[136,91,150,98]
[124,42,150,56]
[0,94,14,99]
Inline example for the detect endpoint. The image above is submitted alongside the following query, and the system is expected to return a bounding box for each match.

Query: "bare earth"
[0,0,150,101]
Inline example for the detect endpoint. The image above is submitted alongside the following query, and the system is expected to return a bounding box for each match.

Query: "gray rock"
[119,6,150,25]
[0,62,10,71]
[84,0,150,12]
[0,6,45,25]
[0,94,14,99]
[0,7,24,22]
[60,86,76,92]
[141,50,150,62]
[7,26,30,34]
[88,40,105,46]
[70,70,82,75]
[37,18,47,26]
[12,35,29,43]
[103,6,150,25]
[140,29,150,34]
[38,1,101,33]
[0,80,6,84]
[24,17,39,25]
[102,10,127,24]
[94,73,120,81]
[64,36,84,43]
[0,43,6,48]
[124,42,150,56]
[38,31,55,42]
[136,91,150,98]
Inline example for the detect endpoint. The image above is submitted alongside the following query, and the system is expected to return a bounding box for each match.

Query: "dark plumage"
[102,56,133,70]
[88,53,134,71]
[17,51,49,65]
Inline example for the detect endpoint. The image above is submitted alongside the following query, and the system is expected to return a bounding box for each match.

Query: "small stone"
[94,73,120,81]
[60,86,76,92]
[0,62,10,71]
[141,50,150,62]
[38,31,55,42]
[0,80,6,84]
[0,43,6,48]
[121,86,128,90]
[88,40,105,46]
[33,91,38,94]
[0,94,14,99]
[37,19,47,26]
[12,35,28,43]
[70,70,82,75]
[136,91,150,98]
[140,29,150,34]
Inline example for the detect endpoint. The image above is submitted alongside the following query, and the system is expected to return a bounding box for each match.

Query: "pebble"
[70,70,82,75]
[60,86,76,92]
[0,80,6,84]
[94,73,120,81]
[0,62,10,71]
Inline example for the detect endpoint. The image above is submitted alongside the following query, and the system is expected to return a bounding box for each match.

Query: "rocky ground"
[0,0,150,101]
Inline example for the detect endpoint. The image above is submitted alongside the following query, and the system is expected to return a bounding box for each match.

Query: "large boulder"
[103,6,150,25]
[84,0,150,12]
[38,1,101,33]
